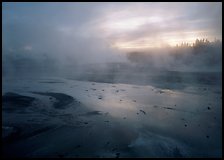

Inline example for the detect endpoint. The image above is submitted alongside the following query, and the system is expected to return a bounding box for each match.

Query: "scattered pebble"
[84,122,88,124]
[123,117,126,119]
[98,96,102,100]
[206,135,210,139]
[139,110,146,115]
[133,100,136,102]
[184,124,187,127]
[104,120,109,123]
[207,107,211,110]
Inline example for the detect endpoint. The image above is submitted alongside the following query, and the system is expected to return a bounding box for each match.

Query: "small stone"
[58,154,64,158]
[76,145,81,148]
[115,153,120,158]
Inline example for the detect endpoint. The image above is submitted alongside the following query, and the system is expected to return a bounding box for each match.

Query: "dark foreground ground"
[2,71,222,158]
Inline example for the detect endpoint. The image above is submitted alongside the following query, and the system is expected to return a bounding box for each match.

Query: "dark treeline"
[127,39,222,72]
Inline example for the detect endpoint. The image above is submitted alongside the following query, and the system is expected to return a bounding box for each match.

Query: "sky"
[2,2,222,64]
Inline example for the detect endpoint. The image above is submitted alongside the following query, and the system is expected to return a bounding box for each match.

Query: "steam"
[2,2,222,84]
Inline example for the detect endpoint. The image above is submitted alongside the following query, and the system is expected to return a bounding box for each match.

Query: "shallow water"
[2,75,222,158]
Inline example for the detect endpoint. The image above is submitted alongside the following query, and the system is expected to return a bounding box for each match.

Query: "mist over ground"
[3,2,222,80]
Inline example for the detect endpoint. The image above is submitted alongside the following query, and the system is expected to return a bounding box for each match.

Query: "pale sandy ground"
[2,77,222,158]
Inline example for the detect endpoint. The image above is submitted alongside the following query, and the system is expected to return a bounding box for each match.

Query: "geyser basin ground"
[2,76,222,158]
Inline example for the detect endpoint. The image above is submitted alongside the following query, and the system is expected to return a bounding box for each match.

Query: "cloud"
[2,2,222,62]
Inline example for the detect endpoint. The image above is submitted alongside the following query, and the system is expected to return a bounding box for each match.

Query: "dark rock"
[3,92,35,111]
[115,152,120,158]
[98,96,103,100]
[58,154,64,158]
[140,110,146,115]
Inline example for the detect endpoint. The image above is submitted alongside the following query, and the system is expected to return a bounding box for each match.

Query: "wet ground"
[2,76,222,158]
